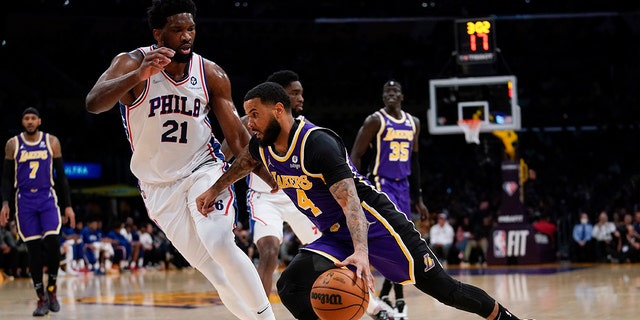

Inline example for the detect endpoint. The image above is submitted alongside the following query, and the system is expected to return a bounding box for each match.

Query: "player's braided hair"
[147,0,197,30]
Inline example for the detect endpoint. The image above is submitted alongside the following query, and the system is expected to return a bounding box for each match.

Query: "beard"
[162,39,193,63]
[259,116,281,147]
[24,127,38,135]
[172,50,193,63]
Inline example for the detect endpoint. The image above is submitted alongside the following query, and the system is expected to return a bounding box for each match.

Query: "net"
[458,119,483,144]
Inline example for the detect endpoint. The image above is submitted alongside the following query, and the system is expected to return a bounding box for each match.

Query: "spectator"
[138,222,154,269]
[105,221,132,272]
[138,222,170,270]
[429,212,455,264]
[533,214,558,243]
[591,211,617,262]
[1,224,17,278]
[81,218,113,275]
[1,221,30,279]
[120,217,141,271]
[623,223,640,263]
[571,212,594,262]
[614,213,639,263]
[463,215,494,266]
[454,215,473,264]
[59,215,81,276]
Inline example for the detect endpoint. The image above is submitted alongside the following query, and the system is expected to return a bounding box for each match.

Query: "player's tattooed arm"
[330,178,374,291]
[330,178,369,254]
[196,147,259,216]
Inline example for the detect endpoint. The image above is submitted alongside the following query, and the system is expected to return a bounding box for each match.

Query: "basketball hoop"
[458,119,483,144]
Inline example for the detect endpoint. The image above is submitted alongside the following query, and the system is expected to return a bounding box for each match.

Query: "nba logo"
[493,230,507,258]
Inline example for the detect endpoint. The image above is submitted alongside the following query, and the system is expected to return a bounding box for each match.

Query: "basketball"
[310,268,369,320]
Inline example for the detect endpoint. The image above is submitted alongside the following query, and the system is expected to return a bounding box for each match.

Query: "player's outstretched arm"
[196,147,260,216]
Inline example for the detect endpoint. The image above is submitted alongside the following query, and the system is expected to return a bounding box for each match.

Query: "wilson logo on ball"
[310,292,343,305]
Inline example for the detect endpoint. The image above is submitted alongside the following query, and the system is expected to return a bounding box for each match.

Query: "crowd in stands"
[1,200,191,278]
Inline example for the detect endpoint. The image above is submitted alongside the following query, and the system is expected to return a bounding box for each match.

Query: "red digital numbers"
[466,20,492,52]
[455,18,496,64]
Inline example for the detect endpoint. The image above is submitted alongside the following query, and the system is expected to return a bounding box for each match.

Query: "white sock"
[367,292,381,315]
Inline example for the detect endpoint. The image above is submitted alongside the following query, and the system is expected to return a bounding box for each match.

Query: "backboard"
[427,75,520,134]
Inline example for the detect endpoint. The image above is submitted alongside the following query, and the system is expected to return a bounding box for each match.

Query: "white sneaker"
[368,296,395,319]
[58,268,67,276]
[65,267,80,276]
[378,296,394,311]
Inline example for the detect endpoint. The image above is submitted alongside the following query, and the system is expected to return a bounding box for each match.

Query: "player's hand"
[196,188,220,217]
[335,252,375,293]
[138,47,174,81]
[0,203,9,227]
[65,207,76,228]
[414,199,429,221]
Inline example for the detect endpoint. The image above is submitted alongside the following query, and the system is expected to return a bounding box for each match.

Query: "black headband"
[22,107,40,117]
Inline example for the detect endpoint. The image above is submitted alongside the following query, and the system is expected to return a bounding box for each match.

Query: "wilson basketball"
[310,268,369,320]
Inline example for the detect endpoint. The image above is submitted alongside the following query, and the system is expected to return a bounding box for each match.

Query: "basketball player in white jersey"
[85,1,275,319]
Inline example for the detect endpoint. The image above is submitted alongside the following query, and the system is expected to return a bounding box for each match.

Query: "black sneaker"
[394,299,407,319]
[371,309,395,320]
[32,294,50,317]
[47,285,60,312]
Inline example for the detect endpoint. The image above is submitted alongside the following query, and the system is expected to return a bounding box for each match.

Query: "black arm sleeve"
[303,130,353,188]
[1,159,14,203]
[53,157,72,208]
[409,151,422,201]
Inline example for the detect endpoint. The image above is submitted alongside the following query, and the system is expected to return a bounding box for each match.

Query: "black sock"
[34,282,45,297]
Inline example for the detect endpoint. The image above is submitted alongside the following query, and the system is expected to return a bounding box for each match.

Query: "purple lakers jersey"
[258,121,371,232]
[14,132,54,190]
[256,120,420,283]
[371,109,416,180]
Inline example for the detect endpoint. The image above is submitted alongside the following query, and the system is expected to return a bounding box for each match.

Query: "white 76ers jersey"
[120,46,224,184]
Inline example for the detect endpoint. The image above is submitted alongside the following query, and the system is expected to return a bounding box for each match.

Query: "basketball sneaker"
[47,285,60,312]
[32,293,50,317]
[368,296,395,320]
[380,295,394,310]
[371,309,395,320]
[394,299,407,320]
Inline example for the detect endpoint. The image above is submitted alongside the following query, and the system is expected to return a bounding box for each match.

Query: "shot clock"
[455,18,497,65]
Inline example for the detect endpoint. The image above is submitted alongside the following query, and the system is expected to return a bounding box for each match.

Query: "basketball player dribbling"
[221,70,322,297]
[85,1,274,319]
[197,82,534,320]
[222,70,392,319]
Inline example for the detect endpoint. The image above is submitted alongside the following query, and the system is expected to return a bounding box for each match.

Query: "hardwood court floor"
[1,262,639,319]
